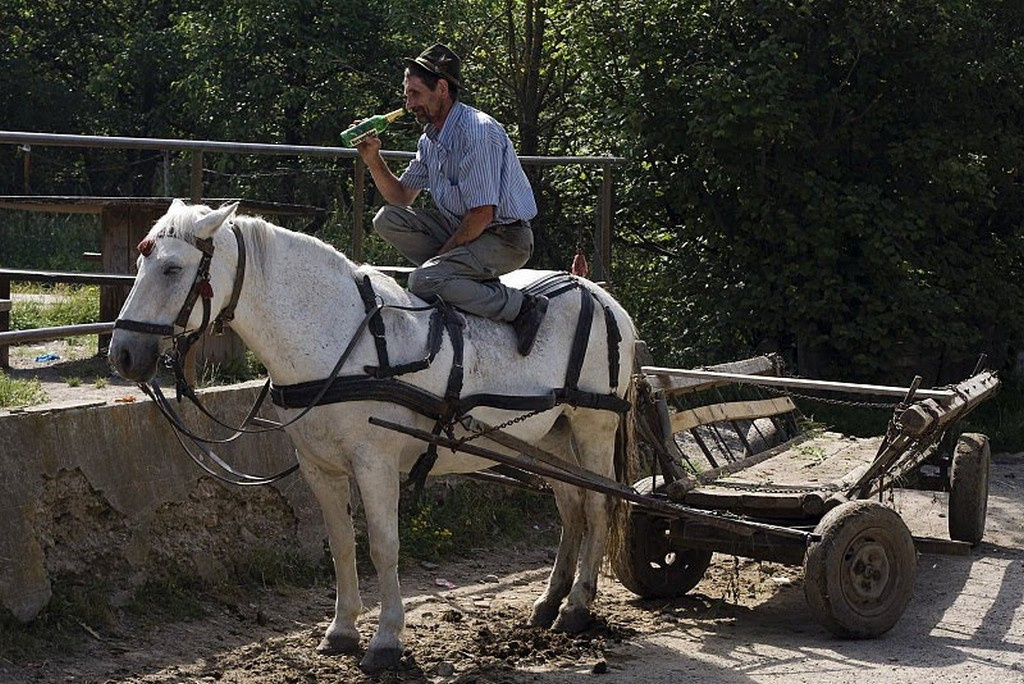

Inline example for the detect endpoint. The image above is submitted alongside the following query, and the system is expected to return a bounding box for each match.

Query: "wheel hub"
[844,539,890,603]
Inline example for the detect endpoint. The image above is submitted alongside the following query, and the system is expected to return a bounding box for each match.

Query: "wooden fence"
[0,130,624,368]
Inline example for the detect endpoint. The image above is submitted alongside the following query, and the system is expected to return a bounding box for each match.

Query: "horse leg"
[531,480,585,628]
[552,414,618,633]
[529,418,584,628]
[300,461,362,655]
[351,457,405,674]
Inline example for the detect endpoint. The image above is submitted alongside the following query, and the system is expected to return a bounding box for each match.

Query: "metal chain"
[456,408,547,445]
[750,381,901,410]
[753,354,903,410]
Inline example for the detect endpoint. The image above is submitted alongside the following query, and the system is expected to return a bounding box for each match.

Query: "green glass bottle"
[339,108,405,147]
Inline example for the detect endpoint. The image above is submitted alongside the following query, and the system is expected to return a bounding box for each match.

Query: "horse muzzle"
[108,330,162,382]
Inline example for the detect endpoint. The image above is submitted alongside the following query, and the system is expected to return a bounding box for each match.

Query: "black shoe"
[512,294,549,355]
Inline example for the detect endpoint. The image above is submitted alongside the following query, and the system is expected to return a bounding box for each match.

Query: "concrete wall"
[0,382,325,622]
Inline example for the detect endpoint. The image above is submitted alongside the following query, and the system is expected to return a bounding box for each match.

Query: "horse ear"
[170,198,187,210]
[195,202,239,239]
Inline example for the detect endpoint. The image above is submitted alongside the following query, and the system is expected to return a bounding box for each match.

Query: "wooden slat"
[645,366,957,400]
[913,536,972,557]
[0,195,321,217]
[644,355,780,395]
[670,397,797,433]
[0,268,135,286]
[675,433,886,518]
[0,322,114,345]
[899,371,1000,436]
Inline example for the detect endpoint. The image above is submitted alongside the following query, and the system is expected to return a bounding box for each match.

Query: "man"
[354,43,548,355]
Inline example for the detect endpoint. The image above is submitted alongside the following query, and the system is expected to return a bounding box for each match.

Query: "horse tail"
[605,344,644,574]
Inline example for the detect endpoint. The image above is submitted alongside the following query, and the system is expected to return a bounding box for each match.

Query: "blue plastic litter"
[34,353,60,363]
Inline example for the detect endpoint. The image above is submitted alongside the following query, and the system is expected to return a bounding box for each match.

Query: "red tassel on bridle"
[137,237,155,257]
[571,247,590,278]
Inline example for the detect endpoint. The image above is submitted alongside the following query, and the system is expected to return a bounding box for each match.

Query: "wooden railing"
[0,131,624,368]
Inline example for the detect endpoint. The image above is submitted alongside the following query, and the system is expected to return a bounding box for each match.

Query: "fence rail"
[0,130,624,368]
[0,130,623,273]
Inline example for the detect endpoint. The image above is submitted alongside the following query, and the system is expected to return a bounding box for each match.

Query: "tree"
[569,0,1024,383]
[435,0,608,270]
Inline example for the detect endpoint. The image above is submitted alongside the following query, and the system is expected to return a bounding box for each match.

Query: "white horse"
[108,200,637,673]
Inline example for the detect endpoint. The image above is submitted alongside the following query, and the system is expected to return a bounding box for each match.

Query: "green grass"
[196,350,267,387]
[0,370,47,408]
[393,480,559,565]
[9,284,100,330]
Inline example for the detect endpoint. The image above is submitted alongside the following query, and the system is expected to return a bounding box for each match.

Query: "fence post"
[190,151,203,203]
[352,156,366,262]
[594,162,614,282]
[0,276,10,368]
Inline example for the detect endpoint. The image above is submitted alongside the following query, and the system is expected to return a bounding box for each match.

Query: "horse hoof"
[553,608,594,633]
[316,633,360,655]
[359,647,403,674]
[530,603,559,629]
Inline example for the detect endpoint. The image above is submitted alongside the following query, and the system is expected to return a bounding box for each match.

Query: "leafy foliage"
[1,0,1022,387]
[9,285,101,330]
[569,0,1024,383]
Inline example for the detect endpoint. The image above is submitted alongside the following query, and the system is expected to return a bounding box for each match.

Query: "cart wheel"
[803,500,917,638]
[948,433,990,545]
[613,476,713,599]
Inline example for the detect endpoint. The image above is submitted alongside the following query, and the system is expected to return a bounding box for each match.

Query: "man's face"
[404,73,449,126]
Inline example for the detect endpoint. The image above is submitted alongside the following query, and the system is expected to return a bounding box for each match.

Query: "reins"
[116,222,444,485]
[116,216,630,490]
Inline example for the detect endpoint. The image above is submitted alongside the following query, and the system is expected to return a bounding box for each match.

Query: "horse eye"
[163,264,182,277]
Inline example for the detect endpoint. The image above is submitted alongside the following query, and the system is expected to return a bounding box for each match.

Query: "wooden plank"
[682,487,823,519]
[677,433,886,518]
[644,366,957,400]
[913,536,972,557]
[670,397,797,433]
[0,322,114,345]
[0,269,135,286]
[645,355,781,395]
[730,433,883,487]
[0,196,321,217]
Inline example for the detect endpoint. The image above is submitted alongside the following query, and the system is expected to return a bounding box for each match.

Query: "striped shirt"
[400,102,537,225]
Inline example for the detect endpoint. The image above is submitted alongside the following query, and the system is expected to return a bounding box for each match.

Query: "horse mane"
[155,203,371,285]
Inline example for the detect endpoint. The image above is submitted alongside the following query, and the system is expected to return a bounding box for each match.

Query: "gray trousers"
[373,205,533,321]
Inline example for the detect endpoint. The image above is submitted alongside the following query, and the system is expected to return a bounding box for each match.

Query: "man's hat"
[405,43,463,89]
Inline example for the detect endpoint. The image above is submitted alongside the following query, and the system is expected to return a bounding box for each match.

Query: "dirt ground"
[3,344,1023,684]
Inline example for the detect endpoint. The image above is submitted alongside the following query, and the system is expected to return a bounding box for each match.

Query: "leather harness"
[116,223,629,490]
[269,272,630,490]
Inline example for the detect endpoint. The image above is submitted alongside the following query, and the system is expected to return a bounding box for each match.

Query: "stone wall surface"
[0,382,324,622]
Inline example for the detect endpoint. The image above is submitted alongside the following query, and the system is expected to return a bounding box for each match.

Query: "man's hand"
[355,129,382,162]
[439,205,495,254]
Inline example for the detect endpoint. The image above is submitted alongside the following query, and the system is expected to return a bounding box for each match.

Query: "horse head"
[108,199,241,382]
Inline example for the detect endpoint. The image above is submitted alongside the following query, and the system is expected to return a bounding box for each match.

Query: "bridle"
[111,221,395,486]
[112,222,305,486]
[114,223,247,367]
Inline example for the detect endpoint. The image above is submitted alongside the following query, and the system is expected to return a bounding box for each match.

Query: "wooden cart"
[372,353,999,639]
